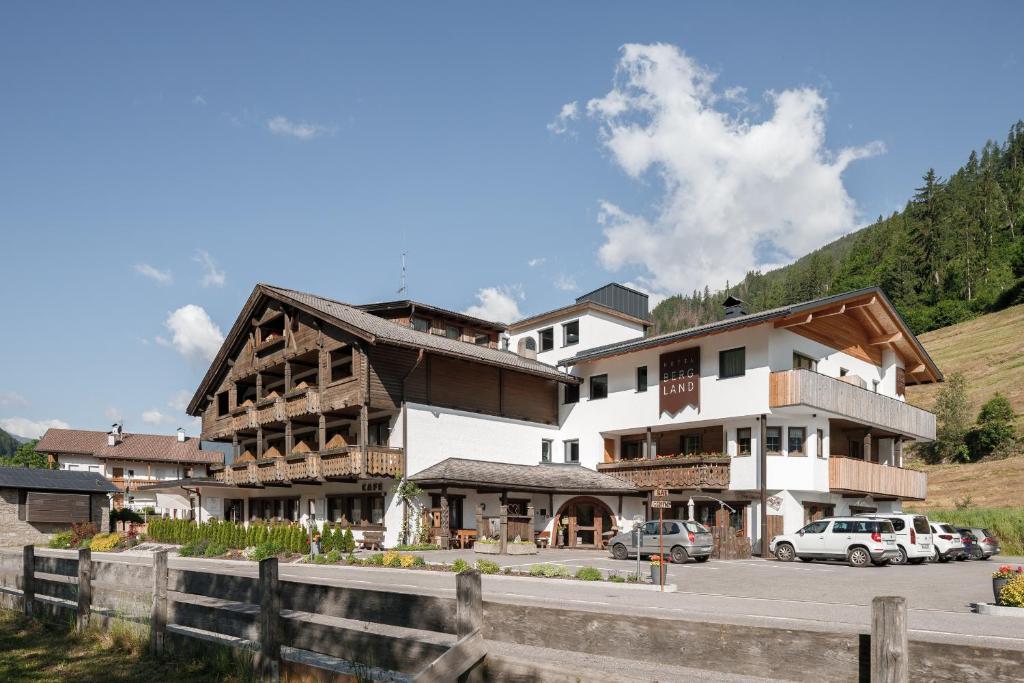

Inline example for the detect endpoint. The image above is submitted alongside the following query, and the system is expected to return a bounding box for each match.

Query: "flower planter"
[506,543,538,556]
[474,543,500,555]
[994,578,1009,605]
[650,564,668,585]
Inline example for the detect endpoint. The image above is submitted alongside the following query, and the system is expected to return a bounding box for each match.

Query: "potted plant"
[992,565,1023,605]
[474,537,501,555]
[649,555,668,585]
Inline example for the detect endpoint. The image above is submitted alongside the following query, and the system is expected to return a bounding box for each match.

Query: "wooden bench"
[359,531,384,551]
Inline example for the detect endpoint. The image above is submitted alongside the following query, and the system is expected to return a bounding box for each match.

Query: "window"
[766,426,782,454]
[541,439,552,463]
[680,434,701,455]
[788,427,806,455]
[636,366,648,392]
[816,429,825,458]
[562,320,580,346]
[589,374,608,400]
[251,497,300,522]
[793,353,816,371]
[330,347,353,382]
[564,383,579,405]
[538,327,554,352]
[801,521,830,534]
[622,440,643,460]
[326,494,385,526]
[719,347,746,378]
[445,324,461,340]
[474,333,490,345]
[224,499,244,523]
[833,520,883,534]
[839,367,849,377]
[737,428,752,456]
[411,316,430,333]
[564,440,579,463]
[849,439,863,458]
[217,391,229,417]
[368,419,391,447]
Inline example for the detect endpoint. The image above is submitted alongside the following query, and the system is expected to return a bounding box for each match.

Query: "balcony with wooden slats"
[769,369,935,440]
[829,456,927,501]
[212,446,404,487]
[597,456,730,490]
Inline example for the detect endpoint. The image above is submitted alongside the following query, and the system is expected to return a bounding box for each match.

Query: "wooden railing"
[829,456,927,500]
[597,456,730,489]
[284,387,320,418]
[213,446,404,485]
[769,369,936,440]
[230,405,257,431]
[255,397,286,425]
[109,477,162,491]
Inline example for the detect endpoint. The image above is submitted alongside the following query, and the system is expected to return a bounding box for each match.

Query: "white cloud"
[0,391,28,408]
[192,95,207,106]
[622,280,668,309]
[0,417,70,440]
[527,257,546,267]
[194,249,226,288]
[141,409,178,426]
[164,304,225,364]
[547,101,579,135]
[134,263,173,285]
[154,335,171,347]
[168,389,192,413]
[266,116,335,140]
[104,407,122,422]
[554,274,578,292]
[576,43,883,297]
[464,286,523,323]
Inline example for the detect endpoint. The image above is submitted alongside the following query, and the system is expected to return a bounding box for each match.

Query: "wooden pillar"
[527,506,535,539]
[257,557,281,682]
[475,503,484,534]
[256,371,263,401]
[317,414,326,451]
[284,420,293,456]
[359,404,369,456]
[456,569,484,683]
[77,548,92,631]
[440,496,451,550]
[759,414,768,558]
[864,431,873,463]
[499,504,508,554]
[257,426,265,459]
[21,545,34,617]
[871,596,909,683]
[150,550,168,656]
[646,427,654,460]
[284,360,292,393]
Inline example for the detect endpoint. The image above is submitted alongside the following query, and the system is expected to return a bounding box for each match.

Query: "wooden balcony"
[769,369,935,440]
[829,456,927,501]
[284,387,321,418]
[212,446,404,486]
[231,405,257,431]
[110,477,162,491]
[255,397,286,425]
[597,456,730,490]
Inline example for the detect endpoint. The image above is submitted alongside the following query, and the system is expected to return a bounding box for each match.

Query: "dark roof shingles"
[410,457,638,493]
[36,429,223,464]
[0,467,119,493]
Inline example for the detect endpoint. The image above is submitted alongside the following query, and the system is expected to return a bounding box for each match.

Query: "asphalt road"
[76,546,1024,652]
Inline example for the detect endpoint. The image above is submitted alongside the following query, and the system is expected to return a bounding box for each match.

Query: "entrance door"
[555,497,615,548]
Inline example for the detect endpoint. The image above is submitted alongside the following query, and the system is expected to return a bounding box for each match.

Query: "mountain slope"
[0,428,19,457]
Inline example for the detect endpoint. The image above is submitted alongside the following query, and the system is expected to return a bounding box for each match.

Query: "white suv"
[770,517,898,567]
[856,514,932,565]
[929,523,964,562]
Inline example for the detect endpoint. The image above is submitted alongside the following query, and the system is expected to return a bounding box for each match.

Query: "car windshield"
[940,524,956,534]
[683,522,709,534]
[912,516,931,534]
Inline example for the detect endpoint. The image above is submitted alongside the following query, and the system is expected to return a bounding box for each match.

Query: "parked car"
[959,527,1000,560]
[956,529,979,560]
[929,523,963,562]
[856,513,932,565]
[770,517,898,567]
[608,519,713,564]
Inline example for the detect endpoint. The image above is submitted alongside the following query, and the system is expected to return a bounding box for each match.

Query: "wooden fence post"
[456,569,484,683]
[871,596,908,683]
[150,550,168,656]
[22,545,34,617]
[257,557,281,683]
[77,547,92,631]
[499,505,508,555]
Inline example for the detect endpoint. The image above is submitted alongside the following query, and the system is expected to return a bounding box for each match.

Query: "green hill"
[651,121,1024,336]
[0,428,19,458]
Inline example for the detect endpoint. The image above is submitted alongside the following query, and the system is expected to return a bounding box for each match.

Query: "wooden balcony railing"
[597,456,730,490]
[255,397,286,425]
[231,405,257,431]
[769,369,936,440]
[284,387,321,418]
[829,456,927,501]
[109,477,162,491]
[212,446,404,486]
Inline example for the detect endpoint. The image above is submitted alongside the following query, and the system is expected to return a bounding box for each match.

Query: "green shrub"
[48,531,74,549]
[1001,575,1024,608]
[88,532,122,552]
[340,528,356,553]
[608,574,626,583]
[474,559,499,574]
[451,558,469,573]
[325,549,342,563]
[528,564,550,577]
[400,554,426,568]
[204,542,228,558]
[366,553,385,566]
[575,567,603,581]
[246,541,284,562]
[395,543,440,551]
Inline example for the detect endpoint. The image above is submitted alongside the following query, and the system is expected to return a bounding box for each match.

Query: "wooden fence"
[2,547,1024,682]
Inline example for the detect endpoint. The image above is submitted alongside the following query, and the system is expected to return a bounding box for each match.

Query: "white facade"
[507,306,647,367]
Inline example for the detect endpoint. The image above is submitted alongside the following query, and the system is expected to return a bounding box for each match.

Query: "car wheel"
[694,555,709,563]
[848,547,871,568]
[611,543,629,561]
[891,546,908,565]
[930,548,940,563]
[973,547,984,560]
[670,546,689,564]
[774,543,795,562]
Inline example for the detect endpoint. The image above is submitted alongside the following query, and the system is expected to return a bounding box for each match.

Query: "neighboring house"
[148,282,940,553]
[35,427,224,516]
[0,467,117,547]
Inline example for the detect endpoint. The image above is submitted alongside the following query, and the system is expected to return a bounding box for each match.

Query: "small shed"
[0,467,117,547]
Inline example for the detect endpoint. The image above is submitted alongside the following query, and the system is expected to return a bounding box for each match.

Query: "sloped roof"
[36,429,223,464]
[0,466,119,493]
[188,284,578,415]
[355,299,507,331]
[410,457,641,494]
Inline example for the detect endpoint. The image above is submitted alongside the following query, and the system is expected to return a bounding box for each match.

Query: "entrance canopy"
[410,458,642,495]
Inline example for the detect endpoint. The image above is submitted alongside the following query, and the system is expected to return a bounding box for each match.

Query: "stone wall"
[0,488,111,548]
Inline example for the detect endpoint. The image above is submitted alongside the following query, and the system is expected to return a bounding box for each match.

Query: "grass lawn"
[0,609,252,683]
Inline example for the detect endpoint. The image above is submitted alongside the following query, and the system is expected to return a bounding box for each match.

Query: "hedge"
[146,518,358,554]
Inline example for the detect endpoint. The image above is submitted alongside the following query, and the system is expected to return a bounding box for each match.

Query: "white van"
[856,513,932,565]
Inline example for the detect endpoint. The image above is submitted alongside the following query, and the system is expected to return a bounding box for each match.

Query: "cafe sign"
[660,346,700,416]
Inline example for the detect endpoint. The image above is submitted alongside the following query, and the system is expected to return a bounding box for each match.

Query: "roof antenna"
[397,251,407,295]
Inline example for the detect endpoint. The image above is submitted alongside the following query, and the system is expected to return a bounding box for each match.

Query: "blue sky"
[2,3,1022,438]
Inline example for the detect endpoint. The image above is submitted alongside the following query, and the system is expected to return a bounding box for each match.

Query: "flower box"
[474,542,500,555]
[506,543,537,556]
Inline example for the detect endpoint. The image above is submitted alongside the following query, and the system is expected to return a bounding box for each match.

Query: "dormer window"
[411,316,430,333]
[563,320,580,347]
[445,323,461,340]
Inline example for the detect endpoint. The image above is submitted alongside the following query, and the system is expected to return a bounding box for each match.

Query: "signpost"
[651,491,671,591]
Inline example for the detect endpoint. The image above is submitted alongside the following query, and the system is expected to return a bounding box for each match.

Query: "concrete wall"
[0,488,110,547]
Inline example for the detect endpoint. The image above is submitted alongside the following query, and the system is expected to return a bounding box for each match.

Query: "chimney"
[722,296,747,320]
[176,427,186,443]
[516,337,538,360]
[108,422,123,446]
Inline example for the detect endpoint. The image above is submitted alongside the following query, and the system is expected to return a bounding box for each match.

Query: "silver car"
[961,527,1001,559]
[608,519,714,564]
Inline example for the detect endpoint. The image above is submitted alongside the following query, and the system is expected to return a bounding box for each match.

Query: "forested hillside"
[652,121,1024,335]
[0,428,19,457]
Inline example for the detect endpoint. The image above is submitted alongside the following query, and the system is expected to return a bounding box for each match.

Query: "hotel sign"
[660,347,700,415]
